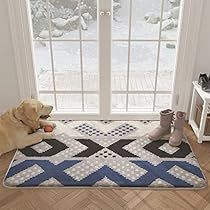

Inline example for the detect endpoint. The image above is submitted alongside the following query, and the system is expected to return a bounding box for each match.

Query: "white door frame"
[98,0,112,120]
[7,0,204,120]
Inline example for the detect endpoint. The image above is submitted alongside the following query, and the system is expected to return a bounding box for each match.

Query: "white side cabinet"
[189,81,210,143]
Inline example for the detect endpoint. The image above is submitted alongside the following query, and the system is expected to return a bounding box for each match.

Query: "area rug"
[4,121,207,188]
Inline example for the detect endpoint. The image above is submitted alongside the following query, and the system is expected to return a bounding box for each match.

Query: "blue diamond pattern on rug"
[4,121,207,188]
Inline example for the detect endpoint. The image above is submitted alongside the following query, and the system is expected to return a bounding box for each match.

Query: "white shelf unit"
[189,81,210,143]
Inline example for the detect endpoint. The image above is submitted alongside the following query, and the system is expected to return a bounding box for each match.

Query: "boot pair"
[148,109,186,147]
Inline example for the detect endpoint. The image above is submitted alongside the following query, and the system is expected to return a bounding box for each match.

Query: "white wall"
[0,1,20,113]
[193,0,210,80]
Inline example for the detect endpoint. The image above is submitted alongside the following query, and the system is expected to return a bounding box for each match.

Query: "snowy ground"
[34,19,177,75]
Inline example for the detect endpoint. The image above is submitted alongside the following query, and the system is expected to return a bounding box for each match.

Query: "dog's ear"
[18,101,39,121]
[25,103,39,121]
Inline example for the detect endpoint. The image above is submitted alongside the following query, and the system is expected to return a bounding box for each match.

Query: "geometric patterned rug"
[4,121,207,189]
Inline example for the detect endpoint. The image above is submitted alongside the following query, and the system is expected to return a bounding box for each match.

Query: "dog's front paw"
[48,122,57,128]
[42,132,54,139]
[51,122,57,128]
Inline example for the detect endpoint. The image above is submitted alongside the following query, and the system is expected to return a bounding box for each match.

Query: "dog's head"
[18,99,53,121]
[16,99,53,130]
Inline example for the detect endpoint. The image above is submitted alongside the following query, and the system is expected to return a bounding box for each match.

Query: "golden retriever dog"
[0,99,56,156]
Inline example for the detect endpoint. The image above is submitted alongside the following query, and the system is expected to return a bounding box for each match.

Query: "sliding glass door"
[29,0,181,119]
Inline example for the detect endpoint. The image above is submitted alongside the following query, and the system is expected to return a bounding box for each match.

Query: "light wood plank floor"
[0,123,210,210]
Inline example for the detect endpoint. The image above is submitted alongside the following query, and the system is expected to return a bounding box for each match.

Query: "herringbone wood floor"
[0,123,210,210]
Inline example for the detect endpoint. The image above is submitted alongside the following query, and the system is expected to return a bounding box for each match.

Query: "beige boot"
[148,109,174,141]
[169,111,186,147]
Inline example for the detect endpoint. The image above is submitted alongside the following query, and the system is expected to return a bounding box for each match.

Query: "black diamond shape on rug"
[73,138,138,158]
[73,139,104,157]
[143,140,191,158]
[20,139,68,157]
[108,139,138,157]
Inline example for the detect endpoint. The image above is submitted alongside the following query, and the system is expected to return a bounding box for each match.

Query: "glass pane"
[53,42,81,71]
[129,42,158,91]
[30,0,49,40]
[112,0,130,39]
[161,0,181,40]
[44,0,98,40]
[157,41,176,91]
[81,1,97,40]
[57,94,82,111]
[155,94,171,111]
[112,42,128,91]
[84,94,98,112]
[53,41,81,90]
[39,94,55,109]
[83,42,98,91]
[112,94,126,112]
[83,72,98,91]
[128,94,154,111]
[34,41,54,91]
[132,0,162,39]
[48,0,79,40]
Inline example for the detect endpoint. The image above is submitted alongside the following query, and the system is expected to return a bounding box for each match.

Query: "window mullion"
[79,0,85,112]
[46,0,58,110]
[125,0,133,112]
[153,0,165,111]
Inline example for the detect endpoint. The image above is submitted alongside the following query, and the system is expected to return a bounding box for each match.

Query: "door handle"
[106,11,111,16]
[99,11,105,16]
[99,11,111,16]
